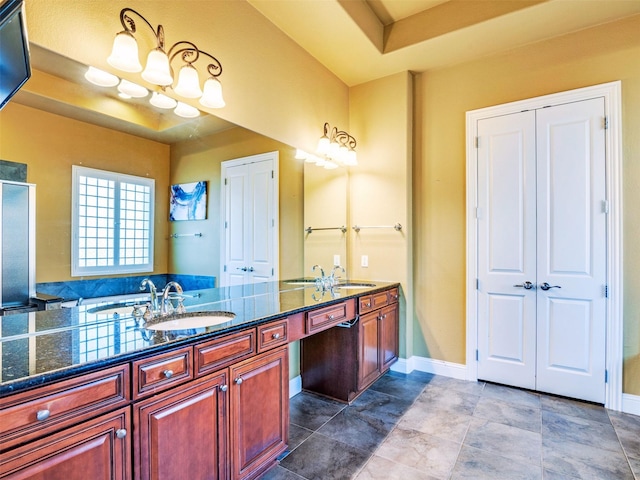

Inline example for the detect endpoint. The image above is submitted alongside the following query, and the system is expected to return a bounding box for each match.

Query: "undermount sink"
[334,282,377,289]
[144,312,236,331]
[86,302,145,316]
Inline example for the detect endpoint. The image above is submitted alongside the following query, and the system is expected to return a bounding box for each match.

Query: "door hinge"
[476,278,479,290]
[271,170,274,179]
[602,200,609,214]
[224,178,227,185]
[224,220,228,229]
[272,219,275,227]
[272,268,274,276]
[476,349,479,361]
[224,265,227,272]
[475,207,481,219]
[605,285,609,298]
[604,116,609,130]
[475,136,480,148]
[605,369,608,383]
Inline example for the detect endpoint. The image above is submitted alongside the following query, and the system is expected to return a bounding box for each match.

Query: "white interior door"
[221,152,279,287]
[476,98,607,403]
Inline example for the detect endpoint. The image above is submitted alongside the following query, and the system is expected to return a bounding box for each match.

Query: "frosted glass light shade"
[84,67,119,87]
[174,65,203,98]
[294,149,307,160]
[107,32,142,72]
[174,101,200,118]
[150,92,177,109]
[117,79,148,98]
[324,160,338,169]
[345,150,358,166]
[141,49,173,86]
[316,136,330,155]
[199,78,225,108]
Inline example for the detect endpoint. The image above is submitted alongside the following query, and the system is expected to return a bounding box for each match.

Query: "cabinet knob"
[116,429,127,439]
[365,302,371,308]
[328,315,335,320]
[272,333,281,340]
[163,369,174,379]
[235,377,243,385]
[36,409,50,422]
[220,384,228,392]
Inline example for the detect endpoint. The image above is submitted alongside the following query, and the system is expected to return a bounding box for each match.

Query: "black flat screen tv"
[0,0,30,111]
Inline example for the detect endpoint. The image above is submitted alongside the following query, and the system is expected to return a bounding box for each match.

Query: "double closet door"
[476,98,607,403]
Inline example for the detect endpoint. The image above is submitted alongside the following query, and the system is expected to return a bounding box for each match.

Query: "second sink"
[145,312,236,331]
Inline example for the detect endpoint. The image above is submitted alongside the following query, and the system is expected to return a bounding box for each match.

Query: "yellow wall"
[349,72,413,358]
[169,126,304,281]
[0,102,170,282]
[411,14,640,394]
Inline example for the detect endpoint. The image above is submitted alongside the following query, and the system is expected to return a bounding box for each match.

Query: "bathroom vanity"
[0,280,399,480]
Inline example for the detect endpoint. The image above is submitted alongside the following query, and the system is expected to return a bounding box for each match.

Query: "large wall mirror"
[0,45,315,290]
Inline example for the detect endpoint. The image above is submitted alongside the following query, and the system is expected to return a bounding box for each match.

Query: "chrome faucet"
[160,281,184,316]
[140,278,159,313]
[329,265,345,286]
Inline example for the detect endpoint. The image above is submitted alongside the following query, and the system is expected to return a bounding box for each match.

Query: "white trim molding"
[622,394,640,416]
[465,81,624,411]
[289,375,302,398]
[391,356,467,380]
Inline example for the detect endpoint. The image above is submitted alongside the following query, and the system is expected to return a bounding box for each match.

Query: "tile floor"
[261,371,640,480]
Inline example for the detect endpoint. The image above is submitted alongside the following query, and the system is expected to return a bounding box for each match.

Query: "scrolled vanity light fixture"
[295,122,358,169]
[106,7,225,109]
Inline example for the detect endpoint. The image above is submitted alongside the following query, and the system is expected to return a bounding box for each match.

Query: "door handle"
[514,281,534,290]
[247,267,254,272]
[237,267,247,271]
[540,282,561,291]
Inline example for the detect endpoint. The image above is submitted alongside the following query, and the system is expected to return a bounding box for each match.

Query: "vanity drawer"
[133,346,193,400]
[306,299,355,334]
[258,319,288,352]
[0,363,129,451]
[388,288,399,304]
[195,329,257,377]
[359,290,391,314]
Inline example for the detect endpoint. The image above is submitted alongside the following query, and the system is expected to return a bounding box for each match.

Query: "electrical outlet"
[361,255,368,267]
[333,254,340,266]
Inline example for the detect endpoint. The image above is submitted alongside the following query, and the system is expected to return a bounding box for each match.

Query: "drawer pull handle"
[163,369,174,379]
[272,333,281,340]
[235,377,243,385]
[36,409,50,422]
[220,384,228,392]
[365,303,371,308]
[328,315,335,320]
[116,429,127,439]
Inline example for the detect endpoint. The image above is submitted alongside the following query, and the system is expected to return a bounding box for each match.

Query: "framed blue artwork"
[170,181,207,221]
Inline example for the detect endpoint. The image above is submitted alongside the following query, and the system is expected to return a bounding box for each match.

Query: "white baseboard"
[622,393,640,416]
[391,356,468,381]
[289,375,302,398]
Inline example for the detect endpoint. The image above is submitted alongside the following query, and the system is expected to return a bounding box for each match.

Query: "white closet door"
[535,98,607,403]
[476,111,537,389]
[476,98,607,403]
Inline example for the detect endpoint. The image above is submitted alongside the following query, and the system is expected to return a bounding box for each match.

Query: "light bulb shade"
[305,155,319,163]
[174,101,200,118]
[150,92,177,109]
[107,32,142,72]
[328,141,340,158]
[295,149,307,160]
[174,65,203,98]
[345,150,358,166]
[324,160,338,169]
[337,145,349,163]
[141,49,173,86]
[84,66,119,87]
[199,77,225,108]
[117,79,148,98]
[317,136,330,155]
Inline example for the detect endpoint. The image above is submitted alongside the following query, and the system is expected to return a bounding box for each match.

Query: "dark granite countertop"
[0,279,398,397]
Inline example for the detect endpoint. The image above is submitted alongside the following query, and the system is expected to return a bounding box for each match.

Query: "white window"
[71,166,154,276]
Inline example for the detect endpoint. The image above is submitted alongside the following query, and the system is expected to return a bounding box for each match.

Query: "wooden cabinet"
[0,407,131,479]
[230,346,288,480]
[301,287,399,403]
[134,371,228,480]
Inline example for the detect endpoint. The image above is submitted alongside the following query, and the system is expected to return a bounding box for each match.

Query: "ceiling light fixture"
[84,66,119,87]
[117,79,148,98]
[107,7,225,109]
[149,91,177,109]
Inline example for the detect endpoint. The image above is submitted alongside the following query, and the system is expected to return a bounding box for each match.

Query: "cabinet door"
[379,304,399,372]
[134,371,228,480]
[0,407,130,479]
[230,346,288,480]
[358,311,380,390]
